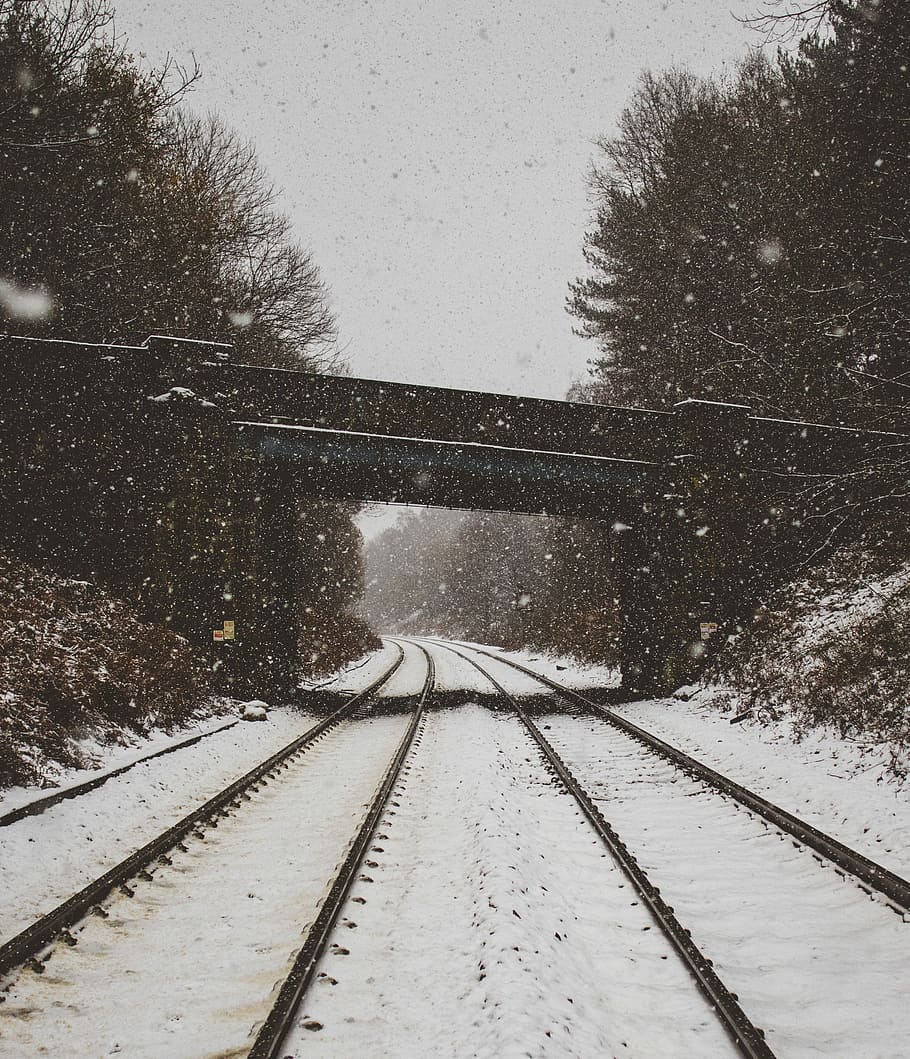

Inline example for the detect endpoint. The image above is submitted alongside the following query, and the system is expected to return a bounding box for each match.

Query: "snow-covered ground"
[311,640,402,694]
[2,636,907,1057]
[1,642,400,823]
[0,711,239,818]
[608,696,910,882]
[449,639,910,880]
[421,637,500,694]
[540,710,910,1058]
[694,544,910,777]
[374,638,430,697]
[0,644,402,950]
[420,638,549,696]
[0,713,413,1057]
[456,640,621,690]
[0,707,317,943]
[283,706,734,1058]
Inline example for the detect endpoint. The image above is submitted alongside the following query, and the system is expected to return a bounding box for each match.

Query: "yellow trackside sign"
[223,620,235,640]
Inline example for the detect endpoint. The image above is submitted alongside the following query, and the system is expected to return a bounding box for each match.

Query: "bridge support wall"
[241,464,303,697]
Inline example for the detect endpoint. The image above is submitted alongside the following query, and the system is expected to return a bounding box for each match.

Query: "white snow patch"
[242,698,270,711]
[283,707,733,1057]
[302,642,401,694]
[0,707,319,944]
[437,638,621,690]
[149,386,216,407]
[611,695,910,880]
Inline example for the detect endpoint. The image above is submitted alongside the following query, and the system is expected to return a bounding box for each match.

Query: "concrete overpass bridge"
[2,333,902,693]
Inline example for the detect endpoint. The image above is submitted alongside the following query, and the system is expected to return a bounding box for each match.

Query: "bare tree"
[589,69,718,200]
[738,1,833,42]
[167,112,338,371]
[0,0,198,131]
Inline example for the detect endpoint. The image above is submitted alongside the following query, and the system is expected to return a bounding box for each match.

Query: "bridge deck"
[233,421,672,518]
[4,334,908,482]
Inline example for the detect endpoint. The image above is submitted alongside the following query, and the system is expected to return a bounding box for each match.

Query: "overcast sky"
[114,0,767,403]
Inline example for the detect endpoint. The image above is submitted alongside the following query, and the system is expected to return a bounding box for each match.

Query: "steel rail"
[0,644,406,981]
[429,638,776,1059]
[0,651,394,829]
[435,638,910,916]
[248,640,434,1058]
[0,719,241,829]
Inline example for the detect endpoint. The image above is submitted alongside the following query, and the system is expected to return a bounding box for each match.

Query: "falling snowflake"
[757,238,784,265]
[0,277,55,321]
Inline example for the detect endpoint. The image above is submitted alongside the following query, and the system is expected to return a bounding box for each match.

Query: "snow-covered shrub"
[241,701,269,721]
[799,591,910,751]
[702,530,910,774]
[0,552,213,788]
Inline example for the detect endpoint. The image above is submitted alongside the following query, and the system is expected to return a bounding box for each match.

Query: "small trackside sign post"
[213,629,224,642]
[699,622,718,641]
[223,620,235,641]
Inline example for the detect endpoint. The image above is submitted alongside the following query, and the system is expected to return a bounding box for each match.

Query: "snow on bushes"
[700,529,910,778]
[0,551,214,788]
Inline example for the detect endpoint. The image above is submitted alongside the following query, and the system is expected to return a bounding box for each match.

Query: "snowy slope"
[0,550,213,789]
[695,539,910,779]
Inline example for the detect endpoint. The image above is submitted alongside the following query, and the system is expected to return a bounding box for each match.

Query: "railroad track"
[4,636,906,1056]
[0,641,438,1058]
[421,636,910,916]
[249,638,433,1057]
[419,637,910,1059]
[0,642,406,983]
[425,638,775,1059]
[0,718,241,829]
[0,647,392,830]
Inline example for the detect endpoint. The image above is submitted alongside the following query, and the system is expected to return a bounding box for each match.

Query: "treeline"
[366,2,910,685]
[362,510,619,662]
[571,0,908,428]
[0,0,373,684]
[0,0,335,367]
[564,0,910,682]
